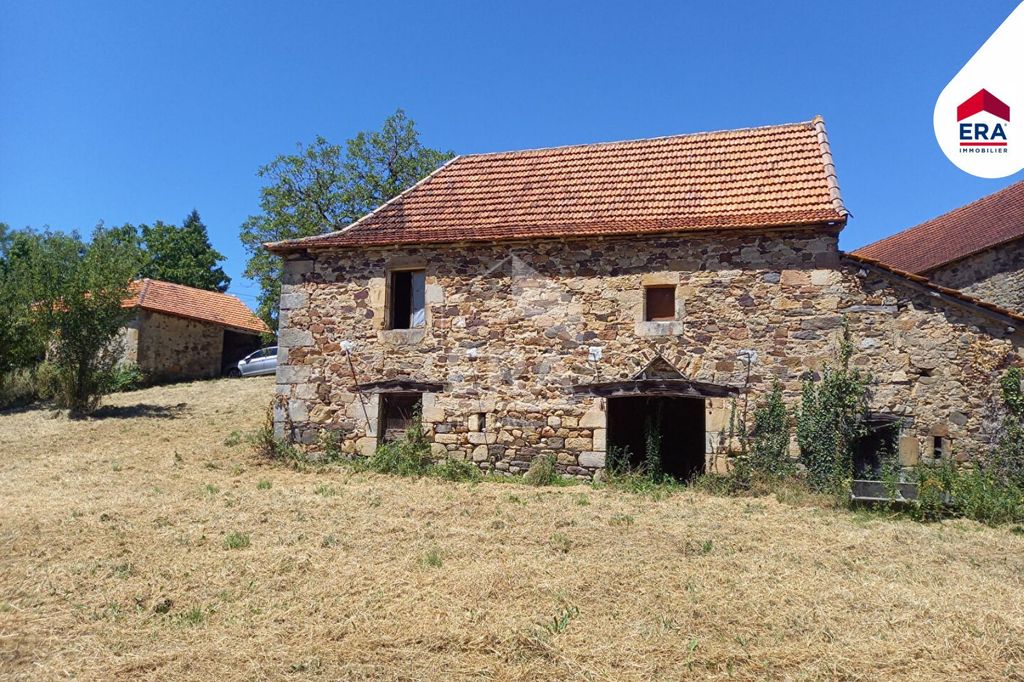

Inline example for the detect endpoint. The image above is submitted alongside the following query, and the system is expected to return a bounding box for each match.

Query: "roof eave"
[266,217,847,254]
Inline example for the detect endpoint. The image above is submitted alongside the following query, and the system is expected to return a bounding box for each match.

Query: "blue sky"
[2,1,1021,308]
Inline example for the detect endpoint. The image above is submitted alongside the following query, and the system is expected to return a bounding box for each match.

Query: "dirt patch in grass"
[2,377,1024,680]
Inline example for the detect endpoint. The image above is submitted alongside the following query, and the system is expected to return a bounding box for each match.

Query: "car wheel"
[227,368,242,378]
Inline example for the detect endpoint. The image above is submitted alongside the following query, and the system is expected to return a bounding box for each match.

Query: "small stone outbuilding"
[855,180,1024,314]
[119,279,268,381]
[266,119,1024,479]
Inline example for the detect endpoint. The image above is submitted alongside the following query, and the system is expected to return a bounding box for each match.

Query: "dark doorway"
[853,417,900,479]
[606,397,706,481]
[222,330,262,374]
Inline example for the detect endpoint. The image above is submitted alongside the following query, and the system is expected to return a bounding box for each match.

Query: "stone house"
[266,119,1024,479]
[119,279,268,381]
[854,180,1024,314]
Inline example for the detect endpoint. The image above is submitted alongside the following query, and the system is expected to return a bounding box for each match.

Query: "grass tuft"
[223,532,250,550]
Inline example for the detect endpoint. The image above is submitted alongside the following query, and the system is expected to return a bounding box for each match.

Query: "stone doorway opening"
[606,396,706,481]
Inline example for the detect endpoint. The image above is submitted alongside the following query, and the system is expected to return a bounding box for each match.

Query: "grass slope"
[1,378,1023,680]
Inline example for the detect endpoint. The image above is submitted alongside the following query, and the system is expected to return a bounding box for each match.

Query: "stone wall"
[927,237,1024,314]
[274,228,1024,477]
[114,314,141,366]
[136,310,225,381]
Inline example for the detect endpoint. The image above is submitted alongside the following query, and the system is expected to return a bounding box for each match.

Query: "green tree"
[0,226,48,374]
[240,109,454,327]
[17,226,142,414]
[139,210,230,292]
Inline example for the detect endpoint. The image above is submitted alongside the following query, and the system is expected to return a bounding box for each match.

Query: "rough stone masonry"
[271,228,1023,477]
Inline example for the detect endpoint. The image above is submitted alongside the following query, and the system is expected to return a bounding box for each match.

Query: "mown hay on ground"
[1,377,1023,680]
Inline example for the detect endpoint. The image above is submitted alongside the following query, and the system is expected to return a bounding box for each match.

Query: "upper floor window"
[389,269,426,329]
[644,286,676,322]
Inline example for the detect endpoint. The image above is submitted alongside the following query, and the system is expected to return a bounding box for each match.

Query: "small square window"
[389,269,426,329]
[644,286,676,322]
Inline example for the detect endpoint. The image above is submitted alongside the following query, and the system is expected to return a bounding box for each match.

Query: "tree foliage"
[239,109,454,327]
[4,226,141,413]
[138,210,230,292]
[0,226,49,374]
[795,325,870,491]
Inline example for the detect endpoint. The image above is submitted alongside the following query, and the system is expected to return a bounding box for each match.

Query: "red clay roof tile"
[124,279,268,335]
[853,181,1024,273]
[267,119,847,251]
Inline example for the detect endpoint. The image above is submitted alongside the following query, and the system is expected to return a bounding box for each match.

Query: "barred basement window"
[389,269,426,329]
[644,286,676,322]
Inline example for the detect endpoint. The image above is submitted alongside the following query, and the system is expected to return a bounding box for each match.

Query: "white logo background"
[933,3,1024,179]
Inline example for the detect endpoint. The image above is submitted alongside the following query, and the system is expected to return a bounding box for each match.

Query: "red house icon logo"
[957,89,1010,122]
[957,89,1009,149]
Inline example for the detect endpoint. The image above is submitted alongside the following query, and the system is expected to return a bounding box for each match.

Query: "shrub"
[0,366,44,409]
[250,403,300,462]
[101,363,145,394]
[366,418,432,477]
[795,324,870,492]
[748,380,794,478]
[432,458,480,482]
[914,460,1024,526]
[524,454,558,486]
[317,429,345,463]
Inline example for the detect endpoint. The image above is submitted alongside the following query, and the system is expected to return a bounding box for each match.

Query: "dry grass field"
[2,378,1024,680]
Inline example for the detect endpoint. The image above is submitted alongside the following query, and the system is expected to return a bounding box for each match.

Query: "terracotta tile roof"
[267,118,847,252]
[123,279,269,335]
[843,252,1024,325]
[853,181,1024,273]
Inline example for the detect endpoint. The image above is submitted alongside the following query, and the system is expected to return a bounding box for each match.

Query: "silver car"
[229,346,278,377]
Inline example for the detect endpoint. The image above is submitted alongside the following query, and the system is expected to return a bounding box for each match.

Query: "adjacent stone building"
[855,180,1024,314]
[119,279,268,381]
[266,119,1024,479]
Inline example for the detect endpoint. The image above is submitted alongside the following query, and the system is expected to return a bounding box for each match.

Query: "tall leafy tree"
[140,210,230,292]
[11,226,141,413]
[0,224,43,374]
[240,109,453,327]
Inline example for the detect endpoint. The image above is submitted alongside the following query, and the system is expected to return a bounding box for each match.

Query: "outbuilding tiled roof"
[124,279,269,335]
[853,181,1024,273]
[267,118,847,252]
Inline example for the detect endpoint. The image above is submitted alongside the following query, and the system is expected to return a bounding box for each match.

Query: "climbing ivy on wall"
[795,324,870,492]
[993,366,1024,488]
[749,380,794,478]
